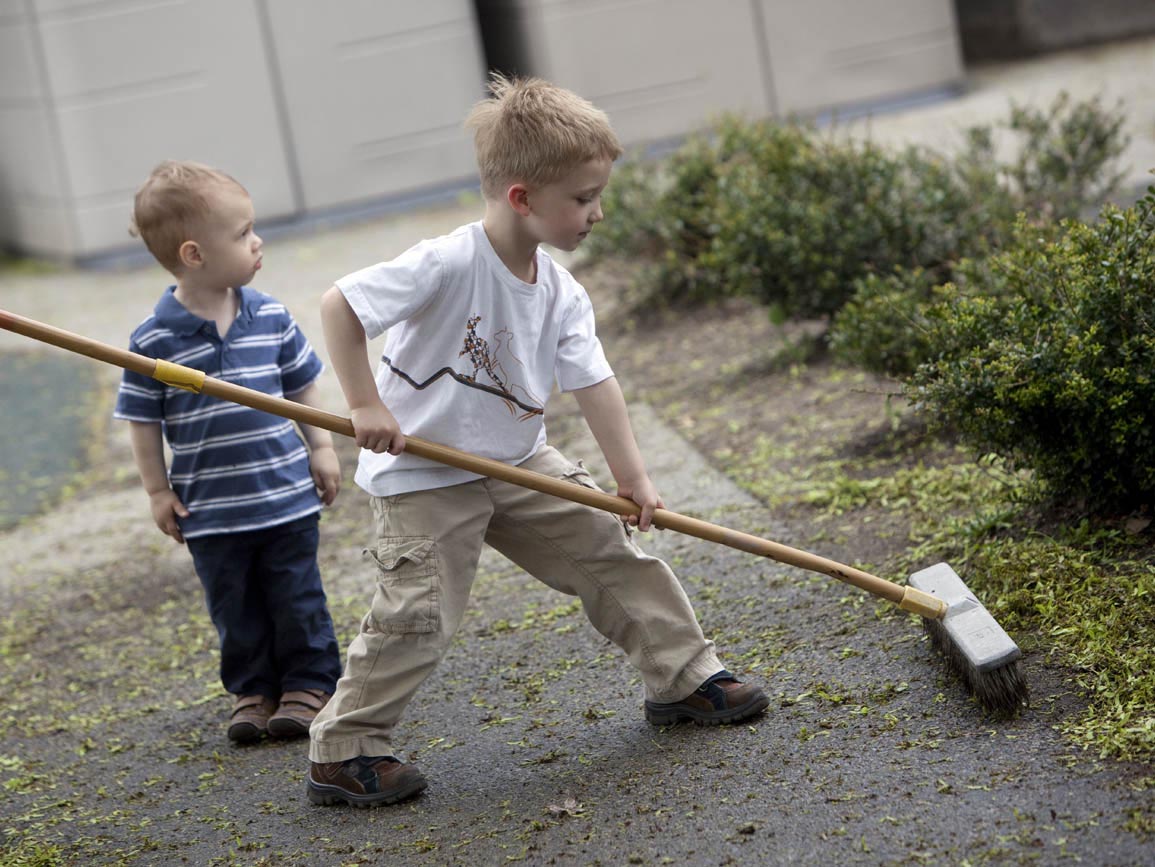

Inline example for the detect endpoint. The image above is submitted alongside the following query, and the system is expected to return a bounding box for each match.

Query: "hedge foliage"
[830,94,1127,378]
[908,194,1155,509]
[589,118,1005,317]
[591,92,1141,510]
[589,94,1126,326]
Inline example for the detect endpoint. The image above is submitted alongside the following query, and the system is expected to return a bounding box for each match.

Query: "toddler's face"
[526,157,612,252]
[189,184,263,289]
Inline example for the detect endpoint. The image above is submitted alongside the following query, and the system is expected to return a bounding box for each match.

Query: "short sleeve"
[555,286,614,392]
[335,241,444,340]
[113,338,165,422]
[278,311,324,396]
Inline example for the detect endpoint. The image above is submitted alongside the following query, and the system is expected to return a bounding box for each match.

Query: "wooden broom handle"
[0,308,946,617]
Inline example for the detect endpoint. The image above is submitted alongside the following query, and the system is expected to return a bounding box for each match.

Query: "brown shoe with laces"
[644,670,769,726]
[307,755,428,807]
[267,689,331,739]
[227,694,278,743]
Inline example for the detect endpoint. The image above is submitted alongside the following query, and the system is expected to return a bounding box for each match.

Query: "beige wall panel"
[264,0,485,211]
[0,198,76,259]
[758,0,963,116]
[0,106,76,256]
[31,0,296,257]
[0,15,45,101]
[481,0,769,147]
[0,10,75,256]
[0,104,69,207]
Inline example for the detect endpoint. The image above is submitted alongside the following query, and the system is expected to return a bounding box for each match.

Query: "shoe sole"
[267,717,310,739]
[306,773,428,807]
[227,722,266,743]
[644,692,771,727]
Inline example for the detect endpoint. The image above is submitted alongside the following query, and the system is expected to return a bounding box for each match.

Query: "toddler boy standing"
[307,77,768,806]
[115,161,343,743]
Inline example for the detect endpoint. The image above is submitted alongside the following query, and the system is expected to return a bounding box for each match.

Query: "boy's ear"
[178,240,203,269]
[506,183,532,217]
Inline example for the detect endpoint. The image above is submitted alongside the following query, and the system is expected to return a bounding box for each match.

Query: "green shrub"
[826,267,940,378]
[698,134,984,318]
[908,191,1155,510]
[586,130,734,304]
[591,93,1127,332]
[1002,92,1128,221]
[593,117,1010,316]
[829,242,1051,378]
[829,94,1127,378]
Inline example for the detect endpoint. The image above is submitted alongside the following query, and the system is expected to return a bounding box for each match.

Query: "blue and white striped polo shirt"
[114,286,324,539]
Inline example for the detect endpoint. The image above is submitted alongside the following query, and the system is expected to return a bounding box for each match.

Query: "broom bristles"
[909,562,1029,716]
[923,616,1029,716]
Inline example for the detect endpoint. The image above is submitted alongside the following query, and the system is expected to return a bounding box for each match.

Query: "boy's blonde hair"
[130,160,246,273]
[465,74,622,199]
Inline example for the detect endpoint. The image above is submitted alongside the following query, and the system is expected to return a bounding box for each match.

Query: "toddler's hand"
[617,475,664,532]
[148,489,189,544]
[309,445,342,505]
[350,403,406,455]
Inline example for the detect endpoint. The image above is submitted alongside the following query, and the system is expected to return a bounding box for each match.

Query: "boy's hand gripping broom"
[0,309,1028,715]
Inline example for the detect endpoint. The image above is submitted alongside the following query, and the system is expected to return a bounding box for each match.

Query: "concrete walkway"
[840,34,1155,197]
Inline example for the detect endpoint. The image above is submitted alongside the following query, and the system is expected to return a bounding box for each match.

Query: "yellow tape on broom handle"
[153,359,206,394]
[898,586,948,619]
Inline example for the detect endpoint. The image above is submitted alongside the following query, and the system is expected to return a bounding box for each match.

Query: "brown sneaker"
[227,695,278,743]
[307,756,428,807]
[267,689,331,739]
[644,670,770,726]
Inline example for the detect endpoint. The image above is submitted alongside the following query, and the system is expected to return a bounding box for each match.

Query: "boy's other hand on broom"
[350,402,406,456]
[617,475,664,532]
[148,489,189,544]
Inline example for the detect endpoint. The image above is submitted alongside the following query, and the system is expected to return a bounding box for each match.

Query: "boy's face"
[183,183,263,289]
[524,157,612,252]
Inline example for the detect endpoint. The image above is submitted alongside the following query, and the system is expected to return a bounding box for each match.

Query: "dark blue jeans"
[187,514,341,699]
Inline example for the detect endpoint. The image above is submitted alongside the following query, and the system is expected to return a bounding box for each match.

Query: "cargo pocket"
[561,459,601,490]
[364,536,440,634]
[562,460,635,540]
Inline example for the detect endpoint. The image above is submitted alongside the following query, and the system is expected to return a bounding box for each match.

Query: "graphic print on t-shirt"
[382,315,545,420]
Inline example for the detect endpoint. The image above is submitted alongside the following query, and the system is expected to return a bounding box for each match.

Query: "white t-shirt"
[337,221,614,496]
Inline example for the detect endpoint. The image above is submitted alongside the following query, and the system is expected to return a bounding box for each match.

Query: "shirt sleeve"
[555,284,614,392]
[335,241,444,340]
[279,311,324,396]
[113,337,165,422]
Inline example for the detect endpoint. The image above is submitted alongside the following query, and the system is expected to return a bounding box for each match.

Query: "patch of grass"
[907,530,1155,762]
[711,370,1155,762]
[0,252,59,277]
[0,835,64,867]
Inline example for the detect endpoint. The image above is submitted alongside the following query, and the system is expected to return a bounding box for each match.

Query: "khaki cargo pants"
[309,445,721,763]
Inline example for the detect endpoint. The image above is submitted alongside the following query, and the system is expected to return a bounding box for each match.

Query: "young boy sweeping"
[306,76,769,807]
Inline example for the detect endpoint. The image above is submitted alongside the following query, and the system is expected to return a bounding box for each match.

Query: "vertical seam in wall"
[254,0,306,216]
[749,0,780,118]
[25,0,82,256]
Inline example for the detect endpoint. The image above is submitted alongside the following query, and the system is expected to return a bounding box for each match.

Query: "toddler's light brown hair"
[130,160,246,273]
[465,74,622,200]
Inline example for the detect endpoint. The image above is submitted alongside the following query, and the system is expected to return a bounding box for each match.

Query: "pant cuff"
[646,648,724,703]
[308,735,396,764]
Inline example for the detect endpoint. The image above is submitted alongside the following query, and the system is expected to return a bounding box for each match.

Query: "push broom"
[0,309,1028,715]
